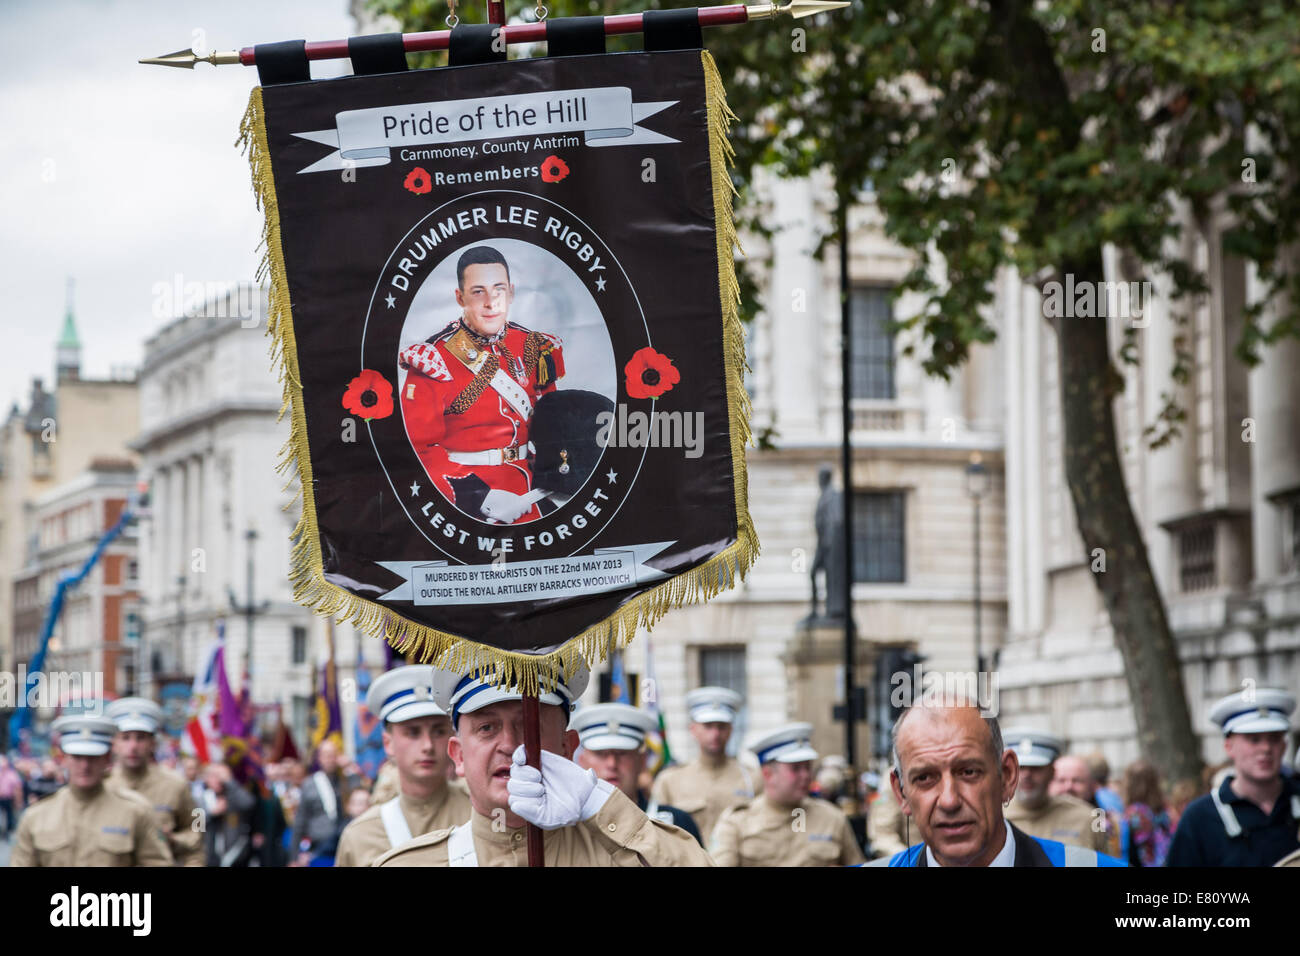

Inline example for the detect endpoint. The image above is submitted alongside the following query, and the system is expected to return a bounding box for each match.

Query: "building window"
[124,610,140,644]
[292,695,313,753]
[851,286,895,400]
[1178,522,1216,592]
[1291,500,1300,573]
[291,626,308,665]
[697,646,747,756]
[854,491,906,583]
[699,646,746,696]
[1280,496,1300,575]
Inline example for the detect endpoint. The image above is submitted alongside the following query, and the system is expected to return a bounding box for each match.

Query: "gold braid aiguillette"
[448,352,499,415]
[523,330,554,386]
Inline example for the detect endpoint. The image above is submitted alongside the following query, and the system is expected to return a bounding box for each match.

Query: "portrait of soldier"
[399,245,566,524]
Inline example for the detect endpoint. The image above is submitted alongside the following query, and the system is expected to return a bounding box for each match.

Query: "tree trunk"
[989,0,1205,788]
[1052,252,1203,787]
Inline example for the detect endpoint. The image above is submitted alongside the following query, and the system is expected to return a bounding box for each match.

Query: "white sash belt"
[380,797,412,848]
[489,368,533,420]
[1210,778,1300,838]
[447,823,479,867]
[313,772,338,821]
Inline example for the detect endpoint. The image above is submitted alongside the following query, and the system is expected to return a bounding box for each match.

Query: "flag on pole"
[214,644,241,745]
[238,45,755,688]
[353,647,384,779]
[215,643,259,784]
[234,671,266,787]
[609,649,631,705]
[268,702,300,763]
[182,627,224,764]
[310,624,343,761]
[643,637,672,774]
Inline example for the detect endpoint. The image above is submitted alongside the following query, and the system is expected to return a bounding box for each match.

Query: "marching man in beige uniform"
[1003,729,1106,852]
[105,697,204,867]
[11,714,173,867]
[573,702,704,843]
[336,665,471,866]
[710,722,865,866]
[867,783,909,858]
[375,662,713,867]
[650,687,759,842]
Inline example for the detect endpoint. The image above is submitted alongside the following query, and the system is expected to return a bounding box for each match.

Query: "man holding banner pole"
[374,662,713,866]
[226,13,766,866]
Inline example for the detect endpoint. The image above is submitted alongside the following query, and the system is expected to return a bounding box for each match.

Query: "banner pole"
[523,690,545,867]
[139,2,850,68]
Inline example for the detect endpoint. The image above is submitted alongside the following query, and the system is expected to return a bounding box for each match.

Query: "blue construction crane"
[7,497,139,745]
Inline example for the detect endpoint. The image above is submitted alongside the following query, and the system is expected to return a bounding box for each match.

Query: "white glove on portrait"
[481,489,536,524]
[507,745,615,830]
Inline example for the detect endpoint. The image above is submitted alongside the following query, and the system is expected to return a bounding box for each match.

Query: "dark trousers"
[0,797,14,836]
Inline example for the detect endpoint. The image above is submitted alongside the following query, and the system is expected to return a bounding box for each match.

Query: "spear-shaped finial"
[138,47,241,69]
[745,0,851,20]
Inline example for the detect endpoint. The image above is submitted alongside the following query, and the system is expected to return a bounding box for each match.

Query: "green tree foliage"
[369,0,1300,783]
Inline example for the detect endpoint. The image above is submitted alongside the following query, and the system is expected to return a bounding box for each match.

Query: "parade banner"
[239,47,755,686]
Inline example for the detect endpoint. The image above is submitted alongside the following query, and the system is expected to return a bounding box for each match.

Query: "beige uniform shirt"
[109,763,204,867]
[710,794,866,867]
[650,756,759,843]
[10,783,173,867]
[1006,794,1106,851]
[370,760,399,805]
[867,787,909,858]
[336,784,472,867]
[374,787,714,867]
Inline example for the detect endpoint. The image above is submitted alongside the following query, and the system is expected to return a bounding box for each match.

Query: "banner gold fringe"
[237,52,758,694]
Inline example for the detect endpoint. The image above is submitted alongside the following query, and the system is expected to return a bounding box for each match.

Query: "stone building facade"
[614,173,1009,769]
[133,287,374,747]
[0,295,138,732]
[12,460,140,702]
[996,228,1300,771]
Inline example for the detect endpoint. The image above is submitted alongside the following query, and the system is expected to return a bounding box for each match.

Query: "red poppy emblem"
[404,167,432,195]
[540,155,570,183]
[342,369,394,420]
[624,347,680,400]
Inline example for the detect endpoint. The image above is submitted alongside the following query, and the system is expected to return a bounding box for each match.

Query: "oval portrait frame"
[360,189,654,566]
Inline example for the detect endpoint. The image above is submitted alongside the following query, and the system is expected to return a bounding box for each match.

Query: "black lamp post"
[229,524,269,682]
[174,572,186,678]
[965,452,989,674]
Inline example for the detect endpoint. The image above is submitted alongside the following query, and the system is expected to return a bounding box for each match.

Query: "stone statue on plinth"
[808,465,846,623]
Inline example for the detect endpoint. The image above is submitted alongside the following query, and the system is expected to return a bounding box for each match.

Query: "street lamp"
[174,572,187,680]
[965,452,989,675]
[230,523,270,688]
[244,525,258,675]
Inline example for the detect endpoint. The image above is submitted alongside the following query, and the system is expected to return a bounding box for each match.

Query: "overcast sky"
[0,0,359,410]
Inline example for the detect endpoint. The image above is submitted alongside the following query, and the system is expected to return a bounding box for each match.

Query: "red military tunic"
[400,320,564,524]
